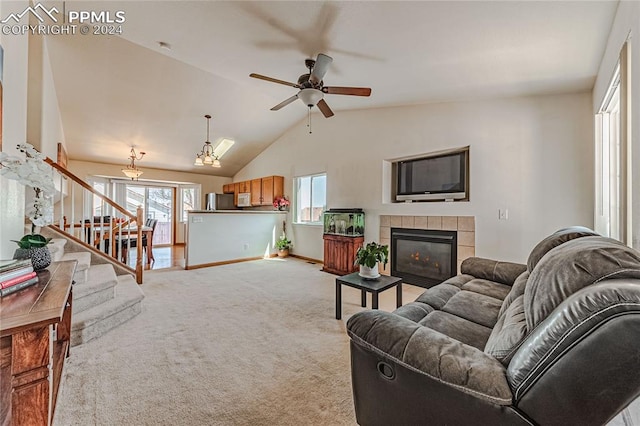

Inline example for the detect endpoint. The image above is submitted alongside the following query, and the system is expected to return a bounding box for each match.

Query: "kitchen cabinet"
[233,183,240,206]
[250,176,284,206]
[228,176,284,207]
[250,179,262,206]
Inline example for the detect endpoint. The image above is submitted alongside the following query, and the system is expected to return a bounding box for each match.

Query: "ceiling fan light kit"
[250,53,372,133]
[298,88,323,106]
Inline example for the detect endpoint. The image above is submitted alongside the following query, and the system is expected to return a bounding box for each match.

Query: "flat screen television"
[395,148,469,202]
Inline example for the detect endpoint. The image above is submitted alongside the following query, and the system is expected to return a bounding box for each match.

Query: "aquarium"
[323,208,365,236]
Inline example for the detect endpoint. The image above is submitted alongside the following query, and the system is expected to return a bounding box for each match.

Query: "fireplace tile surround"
[379,215,475,276]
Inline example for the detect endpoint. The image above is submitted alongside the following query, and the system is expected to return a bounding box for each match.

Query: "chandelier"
[194,114,221,168]
[122,147,145,180]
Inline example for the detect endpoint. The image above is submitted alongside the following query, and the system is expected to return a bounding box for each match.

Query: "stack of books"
[0,259,39,297]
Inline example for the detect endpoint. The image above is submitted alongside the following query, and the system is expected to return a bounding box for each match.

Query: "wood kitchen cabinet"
[229,176,284,207]
[250,179,262,206]
[322,234,364,275]
[222,184,234,194]
[249,176,284,206]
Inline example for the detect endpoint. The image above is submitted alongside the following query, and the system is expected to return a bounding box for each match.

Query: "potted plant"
[12,234,52,271]
[354,242,389,279]
[275,235,292,257]
[273,196,290,211]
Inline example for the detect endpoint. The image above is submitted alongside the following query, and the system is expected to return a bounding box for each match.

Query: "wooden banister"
[44,156,143,284]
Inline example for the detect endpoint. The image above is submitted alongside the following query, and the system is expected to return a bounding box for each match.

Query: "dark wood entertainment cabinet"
[322,234,364,275]
[0,260,75,425]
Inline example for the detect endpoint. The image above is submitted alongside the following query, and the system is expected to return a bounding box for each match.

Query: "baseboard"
[185,256,264,270]
[290,254,323,265]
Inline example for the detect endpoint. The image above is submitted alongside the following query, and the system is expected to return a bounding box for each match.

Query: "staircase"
[49,237,144,346]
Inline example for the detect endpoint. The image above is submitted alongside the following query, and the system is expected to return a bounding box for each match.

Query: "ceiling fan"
[250,53,371,118]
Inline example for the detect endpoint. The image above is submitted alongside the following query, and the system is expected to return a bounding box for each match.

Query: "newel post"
[136,206,143,284]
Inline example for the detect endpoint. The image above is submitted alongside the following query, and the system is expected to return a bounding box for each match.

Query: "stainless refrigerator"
[205,193,236,210]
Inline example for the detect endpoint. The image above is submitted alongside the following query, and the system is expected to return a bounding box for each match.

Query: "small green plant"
[12,234,51,249]
[354,242,389,268]
[275,236,292,250]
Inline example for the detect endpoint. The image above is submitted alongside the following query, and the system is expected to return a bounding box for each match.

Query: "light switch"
[498,209,508,220]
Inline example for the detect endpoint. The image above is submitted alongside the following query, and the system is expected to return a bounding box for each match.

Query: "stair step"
[73,264,117,314]
[61,252,91,284]
[49,238,67,262]
[71,275,144,346]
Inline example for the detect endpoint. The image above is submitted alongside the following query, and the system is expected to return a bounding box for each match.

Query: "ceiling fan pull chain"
[308,106,312,134]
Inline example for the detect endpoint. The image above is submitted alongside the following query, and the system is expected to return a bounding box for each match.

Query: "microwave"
[237,192,251,207]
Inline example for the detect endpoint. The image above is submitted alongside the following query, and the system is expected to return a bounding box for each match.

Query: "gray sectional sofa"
[347,227,640,425]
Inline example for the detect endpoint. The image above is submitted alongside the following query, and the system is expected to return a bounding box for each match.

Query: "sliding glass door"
[125,184,173,246]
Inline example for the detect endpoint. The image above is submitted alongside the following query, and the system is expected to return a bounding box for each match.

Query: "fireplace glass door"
[391,229,457,288]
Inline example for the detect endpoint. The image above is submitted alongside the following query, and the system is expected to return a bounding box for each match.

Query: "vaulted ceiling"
[45,1,618,177]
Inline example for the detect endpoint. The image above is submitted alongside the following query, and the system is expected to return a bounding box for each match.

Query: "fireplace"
[391,228,457,288]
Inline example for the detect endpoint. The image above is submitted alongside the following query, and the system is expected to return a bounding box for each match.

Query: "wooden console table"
[0,260,75,425]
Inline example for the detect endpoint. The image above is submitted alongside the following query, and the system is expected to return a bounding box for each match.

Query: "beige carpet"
[55,258,422,425]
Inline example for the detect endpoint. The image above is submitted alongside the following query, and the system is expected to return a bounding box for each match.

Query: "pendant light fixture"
[194,114,221,168]
[122,147,145,180]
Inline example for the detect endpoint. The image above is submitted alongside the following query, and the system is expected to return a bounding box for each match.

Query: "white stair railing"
[45,158,144,284]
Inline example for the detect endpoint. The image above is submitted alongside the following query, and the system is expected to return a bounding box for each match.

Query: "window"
[85,177,111,218]
[595,42,630,244]
[179,185,200,222]
[294,173,326,224]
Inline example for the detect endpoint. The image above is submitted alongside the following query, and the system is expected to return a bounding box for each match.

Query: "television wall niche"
[391,146,469,202]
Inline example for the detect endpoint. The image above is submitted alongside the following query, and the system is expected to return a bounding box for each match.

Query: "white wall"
[234,93,594,263]
[593,1,640,249]
[186,211,285,267]
[0,0,29,259]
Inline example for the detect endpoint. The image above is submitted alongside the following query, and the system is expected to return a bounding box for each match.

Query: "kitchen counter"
[185,211,286,269]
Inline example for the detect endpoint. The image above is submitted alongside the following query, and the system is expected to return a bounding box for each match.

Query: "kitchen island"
[185,210,287,269]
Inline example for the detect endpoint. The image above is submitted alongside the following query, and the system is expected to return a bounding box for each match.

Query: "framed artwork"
[57,143,68,169]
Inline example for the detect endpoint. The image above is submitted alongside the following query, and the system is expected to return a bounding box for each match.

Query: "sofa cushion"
[498,271,529,318]
[526,226,599,271]
[484,295,527,364]
[508,280,640,400]
[411,275,473,311]
[461,257,527,286]
[525,236,640,329]
[420,311,493,350]
[462,278,512,300]
[393,302,435,323]
[441,290,503,328]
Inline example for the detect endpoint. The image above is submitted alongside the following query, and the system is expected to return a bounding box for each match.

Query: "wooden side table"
[335,272,403,319]
[0,260,75,425]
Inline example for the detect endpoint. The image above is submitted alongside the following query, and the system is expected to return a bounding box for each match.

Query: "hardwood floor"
[125,245,185,270]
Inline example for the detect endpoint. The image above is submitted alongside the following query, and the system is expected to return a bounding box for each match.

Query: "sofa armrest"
[347,310,513,405]
[461,257,527,285]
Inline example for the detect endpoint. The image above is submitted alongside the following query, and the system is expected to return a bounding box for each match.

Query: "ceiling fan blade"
[250,73,300,88]
[316,99,334,118]
[309,53,333,85]
[323,86,372,96]
[270,94,299,111]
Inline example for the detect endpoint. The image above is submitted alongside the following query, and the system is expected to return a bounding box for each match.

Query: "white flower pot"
[359,264,380,279]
